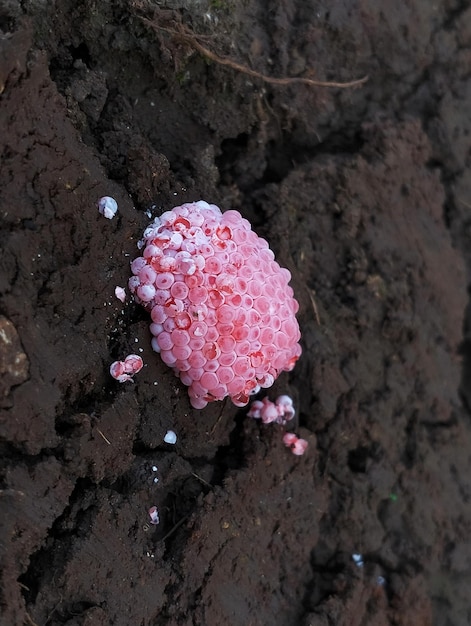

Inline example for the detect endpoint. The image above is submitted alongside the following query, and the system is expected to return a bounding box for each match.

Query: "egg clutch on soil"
[129,201,302,408]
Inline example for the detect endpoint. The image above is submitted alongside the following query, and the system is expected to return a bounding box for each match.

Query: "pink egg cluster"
[129,200,301,409]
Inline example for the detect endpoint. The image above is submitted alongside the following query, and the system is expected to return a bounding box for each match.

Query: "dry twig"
[191,472,213,488]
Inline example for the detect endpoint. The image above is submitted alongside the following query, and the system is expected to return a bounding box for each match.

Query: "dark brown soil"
[1,2,471,625]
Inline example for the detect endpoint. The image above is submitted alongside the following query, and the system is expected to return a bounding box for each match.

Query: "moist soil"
[1,2,471,625]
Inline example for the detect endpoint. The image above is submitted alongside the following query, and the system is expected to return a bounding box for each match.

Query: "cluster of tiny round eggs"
[129,201,301,409]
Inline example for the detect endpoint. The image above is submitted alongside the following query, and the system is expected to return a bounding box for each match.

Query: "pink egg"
[170,281,189,300]
[221,210,242,226]
[262,345,277,361]
[189,321,208,338]
[163,317,176,333]
[139,266,157,284]
[205,326,219,342]
[200,371,219,390]
[204,310,218,326]
[151,305,166,324]
[233,309,248,326]
[137,283,156,302]
[275,332,289,349]
[164,298,184,317]
[216,304,235,323]
[185,271,204,288]
[174,311,192,330]
[143,244,161,259]
[188,351,206,368]
[247,309,261,325]
[204,360,220,373]
[189,337,205,351]
[171,329,190,347]
[160,349,177,365]
[249,351,264,368]
[233,357,250,377]
[173,345,192,360]
[217,367,235,384]
[248,326,260,342]
[189,396,209,409]
[188,303,208,321]
[205,257,223,274]
[155,272,174,289]
[242,294,253,309]
[208,290,224,308]
[176,356,191,371]
[254,296,271,314]
[229,251,245,268]
[150,323,163,336]
[233,229,249,244]
[157,332,173,351]
[216,322,233,336]
[131,257,147,274]
[219,351,236,366]
[226,376,245,395]
[228,293,242,307]
[215,274,234,294]
[211,384,228,399]
[218,336,236,353]
[247,280,262,298]
[232,325,249,341]
[187,367,204,381]
[235,340,251,356]
[260,328,274,345]
[188,286,208,304]
[198,243,214,258]
[153,289,170,305]
[202,342,221,360]
[180,371,194,386]
[239,265,253,280]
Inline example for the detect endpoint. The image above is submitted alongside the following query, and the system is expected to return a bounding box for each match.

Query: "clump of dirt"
[1,2,471,625]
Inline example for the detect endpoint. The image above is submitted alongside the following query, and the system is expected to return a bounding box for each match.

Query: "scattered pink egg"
[129,201,302,408]
[248,395,307,455]
[148,506,160,525]
[247,395,296,424]
[98,196,118,219]
[282,432,308,456]
[115,286,126,302]
[110,354,143,382]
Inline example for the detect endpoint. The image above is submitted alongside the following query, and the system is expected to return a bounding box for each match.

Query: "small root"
[0,488,25,498]
[159,514,190,542]
[308,289,321,325]
[24,612,39,626]
[96,428,111,445]
[210,397,228,435]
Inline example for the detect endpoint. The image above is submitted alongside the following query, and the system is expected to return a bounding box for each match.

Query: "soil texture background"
[1,1,471,625]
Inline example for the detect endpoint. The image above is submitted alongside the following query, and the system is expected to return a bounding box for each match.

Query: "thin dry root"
[140,16,368,90]
[24,612,39,626]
